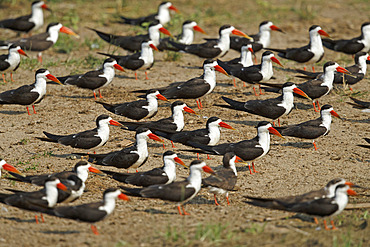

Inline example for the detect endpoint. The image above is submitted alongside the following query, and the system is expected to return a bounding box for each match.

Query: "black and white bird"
[0,44,28,83]
[158,20,206,51]
[44,188,129,235]
[266,25,329,70]
[134,60,228,109]
[8,160,101,203]
[217,51,283,95]
[120,2,179,27]
[0,158,21,177]
[98,40,158,80]
[0,177,67,224]
[202,152,241,206]
[0,1,51,34]
[96,89,168,121]
[102,150,186,187]
[260,62,350,112]
[119,101,196,134]
[244,178,357,230]
[322,22,370,55]
[275,104,341,150]
[347,97,370,113]
[56,58,124,100]
[169,25,251,59]
[84,128,163,172]
[89,21,172,53]
[188,121,283,174]
[0,23,77,63]
[158,117,234,148]
[39,114,121,151]
[295,52,370,89]
[230,21,284,53]
[220,82,310,126]
[122,160,215,215]
[0,68,61,115]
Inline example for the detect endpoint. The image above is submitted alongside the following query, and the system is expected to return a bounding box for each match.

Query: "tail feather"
[95,101,115,113]
[101,170,130,183]
[88,27,113,44]
[6,172,32,183]
[168,41,187,52]
[322,38,336,50]
[42,131,63,142]
[244,196,287,210]
[119,186,143,197]
[221,96,246,111]
[97,52,121,61]
[216,59,234,76]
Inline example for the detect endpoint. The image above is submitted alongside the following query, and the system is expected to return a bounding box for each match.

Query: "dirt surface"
[0,0,369,246]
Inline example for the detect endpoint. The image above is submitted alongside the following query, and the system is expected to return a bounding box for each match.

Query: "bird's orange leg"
[10,72,15,82]
[314,217,319,225]
[330,220,337,230]
[37,53,42,64]
[214,194,220,206]
[313,102,319,112]
[278,119,281,127]
[248,164,253,174]
[323,220,330,230]
[93,91,97,100]
[252,162,259,173]
[35,215,39,224]
[226,194,230,205]
[207,154,211,160]
[171,141,175,148]
[32,105,37,114]
[312,66,315,72]
[98,89,103,98]
[91,225,99,235]
[2,73,6,83]
[233,78,236,87]
[135,72,138,80]
[26,106,31,115]
[259,84,264,95]
[145,71,149,80]
[313,140,318,151]
[181,206,190,215]
[253,86,259,96]
[40,213,45,223]
[316,100,321,110]
[177,205,183,215]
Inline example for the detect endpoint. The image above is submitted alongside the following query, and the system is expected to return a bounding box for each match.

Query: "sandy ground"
[0,0,369,246]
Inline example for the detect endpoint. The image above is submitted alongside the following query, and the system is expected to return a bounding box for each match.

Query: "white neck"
[277,90,295,116]
[358,57,368,74]
[207,125,221,145]
[186,168,202,193]
[203,67,217,95]
[240,49,254,67]
[260,59,274,81]
[99,196,117,215]
[321,70,334,92]
[31,77,47,102]
[320,111,332,132]
[361,29,370,51]
[229,162,237,176]
[308,32,324,63]
[5,49,20,71]
[76,169,89,183]
[143,95,158,118]
[0,160,5,177]
[162,159,176,184]
[96,123,110,147]
[179,27,194,45]
[258,29,271,48]
[149,28,161,46]
[332,191,348,216]
[139,46,154,67]
[98,66,115,87]
[216,33,231,57]
[46,29,60,44]
[157,7,171,25]
[172,109,185,131]
[29,6,44,31]
[43,183,59,207]
[257,130,271,158]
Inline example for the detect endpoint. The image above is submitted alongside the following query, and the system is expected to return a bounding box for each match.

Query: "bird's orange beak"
[46,74,63,85]
[202,165,215,174]
[109,119,122,126]
[57,182,68,191]
[169,5,179,13]
[149,43,159,51]
[235,156,243,163]
[2,163,21,174]
[119,193,130,201]
[159,27,172,37]
[174,157,187,168]
[148,133,164,142]
[193,25,206,34]
[232,29,252,40]
[60,26,78,36]
[270,25,284,33]
[330,110,341,119]
[270,56,283,67]
[17,48,28,57]
[114,64,125,72]
[293,87,311,100]
[347,189,357,196]
[318,29,330,37]
[214,65,229,76]
[156,93,168,101]
[88,166,102,174]
[184,106,196,114]
[336,66,350,75]
[268,126,284,139]
[219,121,234,130]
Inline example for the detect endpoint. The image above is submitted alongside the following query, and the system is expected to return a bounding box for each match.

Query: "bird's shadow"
[134,208,174,215]
[58,95,94,99]
[0,110,26,115]
[1,216,35,223]
[342,118,370,124]
[273,142,313,149]
[116,74,134,79]
[187,195,214,205]
[40,230,80,235]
